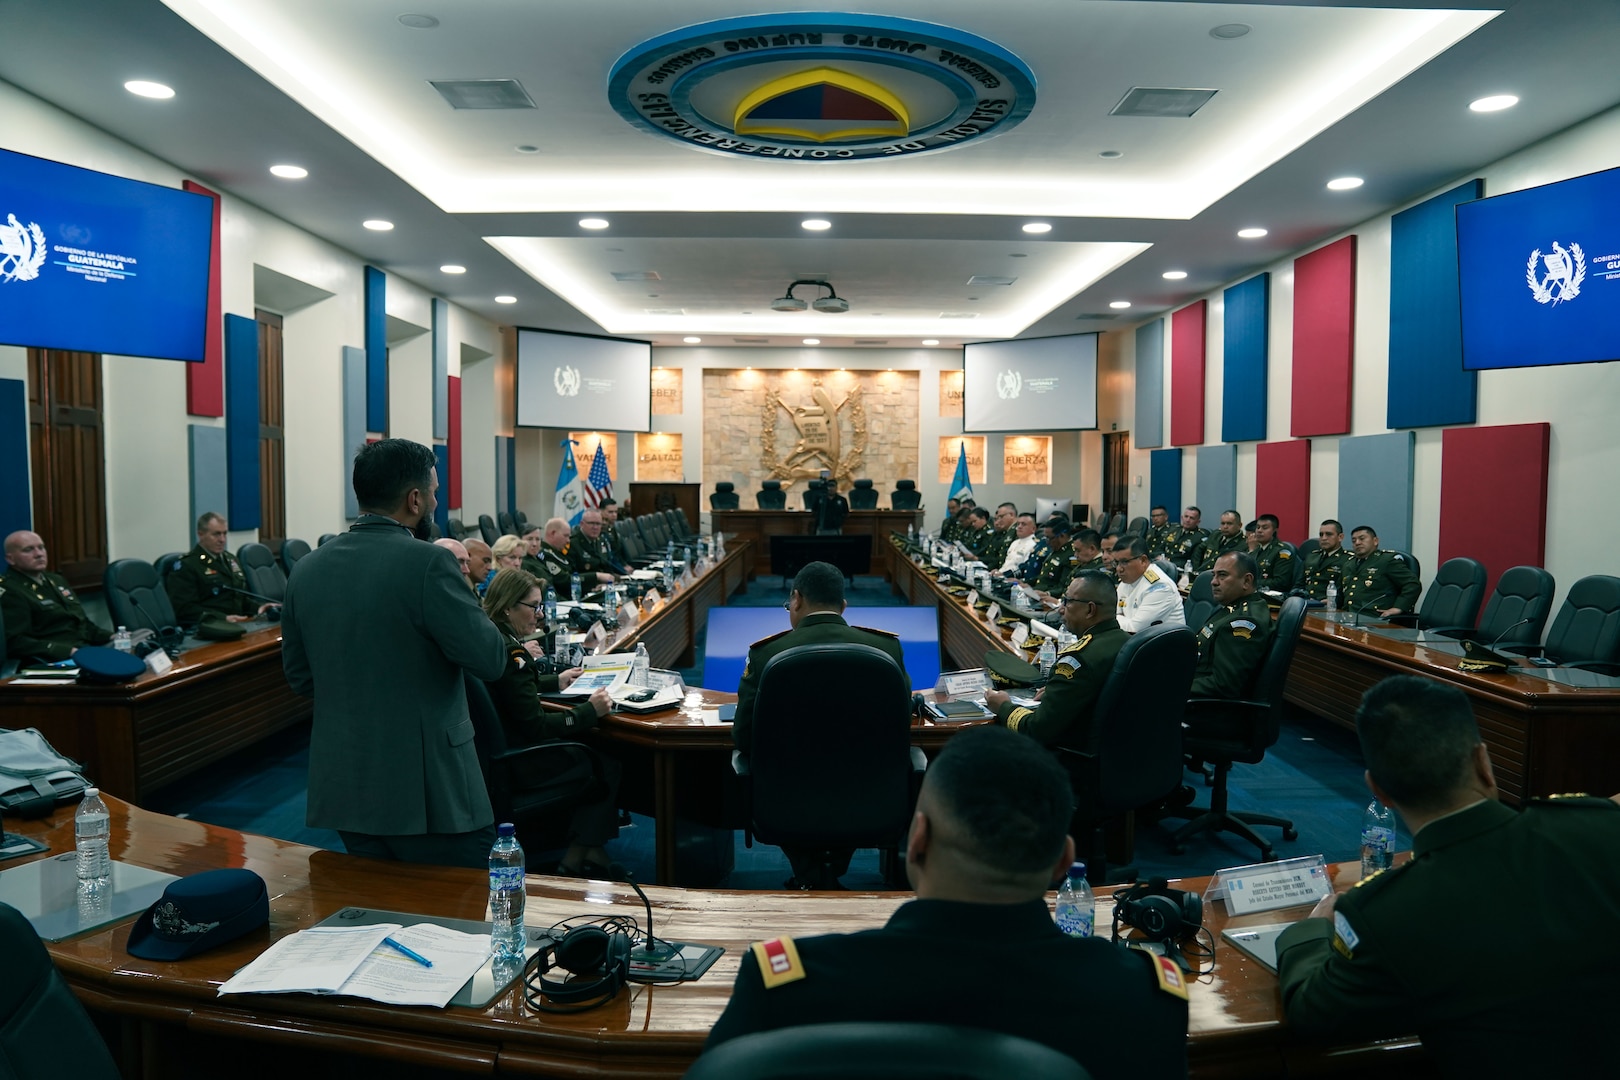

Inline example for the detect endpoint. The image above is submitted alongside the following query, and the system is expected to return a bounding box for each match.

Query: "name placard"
[1219,860,1332,915]
[965,589,979,607]
[1010,623,1030,647]
[942,670,990,696]
[985,602,1001,624]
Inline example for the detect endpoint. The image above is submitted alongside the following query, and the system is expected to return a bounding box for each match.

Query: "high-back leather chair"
[497,511,518,537]
[1539,574,1620,670]
[153,552,185,581]
[848,479,879,510]
[1126,516,1148,540]
[1168,596,1308,861]
[281,537,312,576]
[756,479,787,510]
[236,543,288,603]
[0,902,122,1080]
[104,558,180,633]
[641,514,670,549]
[890,479,921,510]
[1183,570,1217,630]
[1152,556,1179,582]
[1397,557,1486,632]
[1295,537,1320,560]
[802,478,826,512]
[448,518,468,541]
[318,532,339,547]
[665,508,697,541]
[1466,565,1556,648]
[618,526,650,566]
[686,1023,1090,1080]
[478,515,499,546]
[1388,549,1421,589]
[731,643,924,886]
[514,510,531,536]
[710,482,740,511]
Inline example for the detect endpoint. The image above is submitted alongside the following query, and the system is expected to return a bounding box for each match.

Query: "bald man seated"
[1,531,112,661]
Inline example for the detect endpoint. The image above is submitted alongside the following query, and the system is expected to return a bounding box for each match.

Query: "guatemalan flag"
[949,440,974,503]
[553,439,587,526]
[583,442,613,509]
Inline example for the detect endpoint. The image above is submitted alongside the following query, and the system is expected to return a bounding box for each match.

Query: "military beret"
[73,646,146,685]
[984,650,1040,689]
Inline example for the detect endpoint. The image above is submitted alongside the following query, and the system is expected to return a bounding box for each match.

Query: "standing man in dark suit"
[281,439,507,868]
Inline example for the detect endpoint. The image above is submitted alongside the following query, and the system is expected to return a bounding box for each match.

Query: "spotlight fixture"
[803,338,821,345]
[922,339,940,346]
[124,80,175,99]
[579,217,610,229]
[771,279,849,313]
[1022,222,1052,234]
[1162,270,1188,280]
[363,219,395,231]
[269,164,308,179]
[1326,176,1364,191]
[683,336,702,343]
[1109,300,1132,309]
[494,295,517,304]
[440,264,466,274]
[801,219,832,231]
[1469,94,1518,113]
[1237,227,1268,239]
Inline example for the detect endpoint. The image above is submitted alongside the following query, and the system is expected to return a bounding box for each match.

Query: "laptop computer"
[1220,921,1299,973]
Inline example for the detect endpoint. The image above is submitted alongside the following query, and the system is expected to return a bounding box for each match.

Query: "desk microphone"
[127,594,184,657]
[1486,618,1534,649]
[221,584,284,621]
[617,870,676,964]
[1351,600,1384,627]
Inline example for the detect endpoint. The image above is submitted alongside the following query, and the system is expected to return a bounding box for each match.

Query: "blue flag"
[949,440,974,503]
[553,438,586,526]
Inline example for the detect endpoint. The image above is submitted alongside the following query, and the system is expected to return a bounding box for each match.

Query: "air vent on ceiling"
[429,79,537,110]
[644,308,685,315]
[1110,87,1218,118]
[1074,312,1122,321]
[853,339,890,345]
[732,337,769,344]
[966,275,1017,286]
[939,312,979,319]
[611,270,661,282]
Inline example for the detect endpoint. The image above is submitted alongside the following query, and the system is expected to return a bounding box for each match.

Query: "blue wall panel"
[431,297,449,440]
[1388,179,1482,429]
[1135,319,1165,448]
[342,346,366,520]
[433,443,450,538]
[1338,432,1416,552]
[1149,448,1182,519]
[1195,444,1238,518]
[506,438,518,515]
[0,379,30,540]
[223,313,260,530]
[494,436,512,518]
[1222,273,1270,443]
[188,424,228,537]
[364,265,387,433]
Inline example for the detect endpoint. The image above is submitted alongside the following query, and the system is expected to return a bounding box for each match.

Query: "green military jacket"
[525,543,571,593]
[0,567,112,661]
[166,543,255,623]
[1163,525,1208,568]
[1190,591,1273,698]
[484,628,598,746]
[980,527,1013,571]
[962,525,995,561]
[1301,546,1353,601]
[1013,536,1052,582]
[1072,554,1109,584]
[601,522,627,564]
[1276,796,1620,1074]
[1255,540,1299,594]
[732,612,907,755]
[938,514,961,542]
[568,527,619,576]
[1342,550,1421,614]
[1195,531,1245,573]
[1031,545,1079,594]
[994,618,1128,751]
[1144,522,1173,558]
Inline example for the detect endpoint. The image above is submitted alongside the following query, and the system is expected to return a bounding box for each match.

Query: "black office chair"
[757,479,787,510]
[731,643,924,888]
[1519,575,1620,671]
[318,532,339,547]
[1183,571,1217,630]
[1454,565,1556,647]
[802,478,826,512]
[665,508,698,541]
[710,481,741,511]
[686,1023,1090,1080]
[478,514,499,545]
[104,558,180,635]
[514,510,531,536]
[1152,556,1179,582]
[1295,537,1320,560]
[448,518,468,542]
[236,542,288,603]
[153,551,185,580]
[640,514,671,549]
[0,902,122,1080]
[848,478,879,510]
[1387,549,1421,589]
[1167,596,1307,861]
[280,537,312,576]
[1054,624,1197,884]
[1126,516,1148,540]
[498,511,518,537]
[1391,557,1486,632]
[618,528,654,567]
[890,479,921,510]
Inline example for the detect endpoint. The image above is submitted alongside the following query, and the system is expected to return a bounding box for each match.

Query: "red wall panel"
[448,375,462,510]
[1170,300,1206,446]
[1255,440,1312,547]
[1439,423,1550,610]
[182,180,224,417]
[1291,236,1356,437]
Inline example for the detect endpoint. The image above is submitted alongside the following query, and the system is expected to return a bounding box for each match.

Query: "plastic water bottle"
[1325,580,1338,613]
[605,582,619,612]
[1054,862,1094,938]
[75,787,111,889]
[1360,799,1395,878]
[631,642,650,687]
[1179,561,1192,589]
[112,626,131,652]
[543,586,557,625]
[570,573,583,602]
[1037,636,1057,679]
[488,823,526,960]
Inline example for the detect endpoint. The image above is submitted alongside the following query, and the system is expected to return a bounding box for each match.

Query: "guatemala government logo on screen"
[0,213,46,283]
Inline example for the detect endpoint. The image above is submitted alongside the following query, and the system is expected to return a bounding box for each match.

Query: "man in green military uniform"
[937,497,962,542]
[1030,518,1077,595]
[569,508,623,582]
[959,507,995,560]
[985,571,1127,753]
[534,518,573,592]
[1341,525,1421,617]
[1277,676,1620,1074]
[598,499,628,566]
[732,561,907,888]
[1066,528,1108,584]
[1162,506,1209,570]
[1190,551,1273,700]
[167,512,275,624]
[981,502,1017,570]
[1253,514,1300,593]
[1301,519,1353,601]
[1145,505,1173,558]
[1195,510,1246,573]
[1,530,111,661]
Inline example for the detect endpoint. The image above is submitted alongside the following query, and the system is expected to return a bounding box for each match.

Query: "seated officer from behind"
[1342,525,1421,617]
[1,530,112,661]
[1253,514,1299,593]
[1112,533,1185,632]
[1190,551,1273,700]
[569,508,622,583]
[167,512,276,624]
[985,571,1128,753]
[1301,519,1351,601]
[705,724,1189,1079]
[1277,676,1620,1076]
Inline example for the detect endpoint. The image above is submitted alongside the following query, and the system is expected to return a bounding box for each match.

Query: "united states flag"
[584,443,613,509]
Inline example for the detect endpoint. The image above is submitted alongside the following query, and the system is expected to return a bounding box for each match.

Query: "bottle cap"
[85,787,100,797]
[1071,861,1086,876]
[497,822,516,837]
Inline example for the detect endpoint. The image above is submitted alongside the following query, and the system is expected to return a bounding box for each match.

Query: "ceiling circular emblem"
[608,13,1035,161]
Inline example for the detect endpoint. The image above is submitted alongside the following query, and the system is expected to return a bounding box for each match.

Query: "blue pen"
[382,936,433,968]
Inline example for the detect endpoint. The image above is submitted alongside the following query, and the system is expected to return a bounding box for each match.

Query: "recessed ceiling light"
[515,144,540,154]
[579,217,610,229]
[1021,222,1052,234]
[495,295,517,304]
[362,219,394,231]
[397,13,439,29]
[803,338,820,346]
[1237,227,1268,239]
[1098,150,1124,159]
[124,80,175,99]
[922,339,940,346]
[1469,94,1518,113]
[269,164,308,179]
[440,264,466,274]
[1162,270,1189,280]
[801,219,831,231]
[1109,300,1132,309]
[1008,253,1028,258]
[1210,23,1252,39]
[683,336,702,344]
[1326,176,1364,191]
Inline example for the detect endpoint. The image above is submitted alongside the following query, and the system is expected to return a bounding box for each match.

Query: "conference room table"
[7,797,1432,1079]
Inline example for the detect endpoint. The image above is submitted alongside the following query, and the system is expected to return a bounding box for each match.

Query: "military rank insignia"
[1230,618,1256,640]
[1331,911,1360,959]
[752,936,806,989]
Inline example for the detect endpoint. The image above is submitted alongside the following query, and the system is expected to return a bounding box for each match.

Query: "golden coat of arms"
[760,378,867,489]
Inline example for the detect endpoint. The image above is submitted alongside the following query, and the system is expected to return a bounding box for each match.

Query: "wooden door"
[256,309,286,552]
[1102,431,1131,519]
[26,349,108,591]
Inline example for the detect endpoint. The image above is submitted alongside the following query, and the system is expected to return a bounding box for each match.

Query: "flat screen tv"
[515,328,651,431]
[1457,164,1620,370]
[0,147,213,362]
[962,333,1098,432]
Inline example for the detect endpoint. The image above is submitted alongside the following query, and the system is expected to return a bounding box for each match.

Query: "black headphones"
[1112,878,1203,943]
[522,920,633,1012]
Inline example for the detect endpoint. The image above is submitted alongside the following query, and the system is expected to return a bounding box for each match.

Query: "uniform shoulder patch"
[508,647,529,670]
[1278,550,1292,559]
[1331,910,1360,959]
[1145,949,1190,1000]
[855,625,900,639]
[751,937,807,989]
[1060,633,1092,655]
[1143,567,1161,584]
[748,628,793,649]
[1228,618,1257,640]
